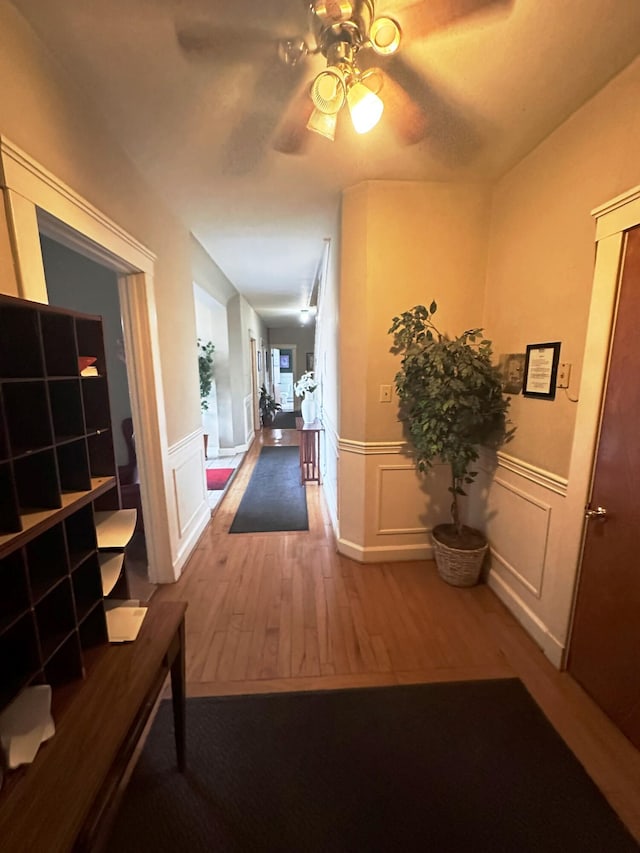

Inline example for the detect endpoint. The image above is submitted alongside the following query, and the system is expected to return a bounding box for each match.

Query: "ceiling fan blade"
[176,23,279,64]
[220,58,308,172]
[381,56,484,166]
[395,0,512,40]
[272,82,315,155]
[375,70,428,145]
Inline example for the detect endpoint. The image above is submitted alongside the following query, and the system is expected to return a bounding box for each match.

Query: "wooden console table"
[0,600,187,853]
[296,417,323,484]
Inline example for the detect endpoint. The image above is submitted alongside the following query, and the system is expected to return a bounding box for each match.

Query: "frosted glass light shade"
[347,82,384,134]
[307,108,338,141]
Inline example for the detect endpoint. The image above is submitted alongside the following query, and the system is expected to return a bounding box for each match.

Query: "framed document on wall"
[523,342,561,400]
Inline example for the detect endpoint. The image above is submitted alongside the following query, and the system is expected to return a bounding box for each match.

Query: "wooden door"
[568,225,640,748]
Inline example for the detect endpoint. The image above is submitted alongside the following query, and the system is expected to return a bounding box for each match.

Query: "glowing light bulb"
[347,82,384,134]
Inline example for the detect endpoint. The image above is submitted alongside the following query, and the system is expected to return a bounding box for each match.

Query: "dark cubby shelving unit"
[0,293,129,715]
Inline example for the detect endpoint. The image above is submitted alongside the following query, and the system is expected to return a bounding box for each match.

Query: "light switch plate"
[379,384,392,403]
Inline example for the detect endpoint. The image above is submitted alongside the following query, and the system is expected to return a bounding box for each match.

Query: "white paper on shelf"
[98,552,125,596]
[106,604,147,642]
[0,685,55,769]
[95,509,137,549]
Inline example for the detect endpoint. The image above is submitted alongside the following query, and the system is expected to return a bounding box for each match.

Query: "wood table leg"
[170,617,186,771]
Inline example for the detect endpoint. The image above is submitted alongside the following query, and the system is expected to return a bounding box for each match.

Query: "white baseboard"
[487,569,565,668]
[337,537,433,563]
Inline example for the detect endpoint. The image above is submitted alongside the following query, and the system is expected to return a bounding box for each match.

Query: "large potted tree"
[389,302,514,587]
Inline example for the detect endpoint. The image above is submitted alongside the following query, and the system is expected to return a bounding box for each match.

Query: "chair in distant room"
[118,417,144,533]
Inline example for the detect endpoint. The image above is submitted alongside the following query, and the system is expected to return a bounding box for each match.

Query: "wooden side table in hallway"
[296,417,323,484]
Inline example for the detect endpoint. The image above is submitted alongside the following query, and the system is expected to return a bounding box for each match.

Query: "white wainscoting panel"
[485,477,551,597]
[478,450,567,666]
[376,463,449,535]
[337,440,448,562]
[166,428,211,578]
[244,394,255,445]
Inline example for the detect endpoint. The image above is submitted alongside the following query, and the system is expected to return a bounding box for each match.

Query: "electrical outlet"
[557,363,571,389]
[379,384,392,403]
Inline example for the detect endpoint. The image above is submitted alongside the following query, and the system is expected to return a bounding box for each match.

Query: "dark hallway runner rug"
[229,445,308,533]
[271,409,301,429]
[106,679,638,853]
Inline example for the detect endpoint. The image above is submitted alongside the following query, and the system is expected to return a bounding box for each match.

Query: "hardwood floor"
[155,428,640,841]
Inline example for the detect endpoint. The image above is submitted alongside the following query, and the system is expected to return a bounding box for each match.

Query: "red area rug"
[206,468,234,491]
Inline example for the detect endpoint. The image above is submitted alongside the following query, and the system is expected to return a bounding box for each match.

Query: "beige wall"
[484,56,640,477]
[339,180,493,555]
[0,4,198,447]
[341,180,493,444]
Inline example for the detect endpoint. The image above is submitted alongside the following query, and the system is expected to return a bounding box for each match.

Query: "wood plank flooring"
[155,428,640,841]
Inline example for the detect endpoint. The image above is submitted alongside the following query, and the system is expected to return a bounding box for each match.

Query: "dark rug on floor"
[271,409,301,429]
[229,445,308,533]
[206,468,235,490]
[106,680,638,853]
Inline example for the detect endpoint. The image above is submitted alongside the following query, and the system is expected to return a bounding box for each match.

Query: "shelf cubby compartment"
[57,438,91,493]
[44,630,84,686]
[0,304,44,378]
[3,381,54,456]
[41,312,78,377]
[72,553,103,621]
[81,377,111,431]
[65,504,97,569]
[75,317,106,377]
[49,379,84,441]
[78,601,108,650]
[25,523,69,603]
[0,612,40,711]
[87,429,116,478]
[35,578,76,662]
[0,549,30,631]
[0,461,21,534]
[14,449,61,514]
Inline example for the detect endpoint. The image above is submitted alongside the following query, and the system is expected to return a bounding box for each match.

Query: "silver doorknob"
[585,506,607,519]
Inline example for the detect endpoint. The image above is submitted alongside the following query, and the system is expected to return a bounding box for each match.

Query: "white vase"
[301,393,316,424]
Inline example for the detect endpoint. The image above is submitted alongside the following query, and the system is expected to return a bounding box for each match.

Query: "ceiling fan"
[176,0,509,155]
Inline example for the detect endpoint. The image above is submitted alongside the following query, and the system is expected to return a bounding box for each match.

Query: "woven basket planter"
[432,525,488,587]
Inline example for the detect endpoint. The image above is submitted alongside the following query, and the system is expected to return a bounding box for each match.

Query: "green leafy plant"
[259,384,282,425]
[389,302,514,541]
[198,339,215,412]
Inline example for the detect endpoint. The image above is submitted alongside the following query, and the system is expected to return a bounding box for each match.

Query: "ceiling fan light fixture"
[307,108,338,141]
[310,68,346,114]
[347,80,384,134]
[369,16,401,55]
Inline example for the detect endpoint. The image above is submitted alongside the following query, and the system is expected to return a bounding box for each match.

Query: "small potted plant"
[198,338,215,455]
[259,384,282,427]
[294,370,318,423]
[389,301,514,586]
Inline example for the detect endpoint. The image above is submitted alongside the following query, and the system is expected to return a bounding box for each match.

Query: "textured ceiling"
[11,0,640,326]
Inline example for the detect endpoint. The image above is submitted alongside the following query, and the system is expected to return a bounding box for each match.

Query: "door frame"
[559,185,640,662]
[0,136,175,583]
